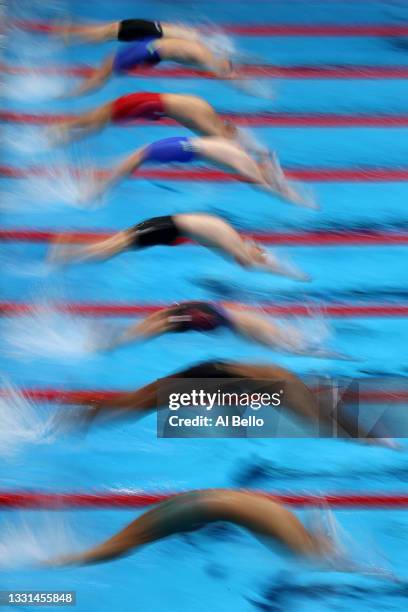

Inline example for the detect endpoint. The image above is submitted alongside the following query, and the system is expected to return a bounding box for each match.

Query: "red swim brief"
[111,92,166,122]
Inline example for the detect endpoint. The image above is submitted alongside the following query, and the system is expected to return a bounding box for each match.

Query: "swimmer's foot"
[263,152,319,209]
[262,250,311,282]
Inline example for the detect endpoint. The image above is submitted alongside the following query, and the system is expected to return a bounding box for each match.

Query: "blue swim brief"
[113,37,162,73]
[142,137,198,164]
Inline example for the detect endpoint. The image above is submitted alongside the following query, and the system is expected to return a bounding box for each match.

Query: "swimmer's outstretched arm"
[64,56,114,98]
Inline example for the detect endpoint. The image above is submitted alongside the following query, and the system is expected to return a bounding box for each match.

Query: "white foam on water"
[2,125,54,156]
[3,72,69,101]
[0,379,58,458]
[0,159,102,212]
[201,29,238,58]
[257,304,339,356]
[3,304,104,362]
[0,513,80,569]
[0,250,52,279]
[231,76,277,101]
[236,127,268,155]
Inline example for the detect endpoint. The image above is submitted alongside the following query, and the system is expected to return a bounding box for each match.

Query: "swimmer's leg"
[226,362,333,429]
[160,22,201,42]
[230,312,351,359]
[48,231,133,266]
[49,102,113,144]
[196,137,270,185]
[175,214,308,280]
[227,309,304,351]
[163,95,236,139]
[195,137,313,206]
[156,39,232,78]
[175,213,252,263]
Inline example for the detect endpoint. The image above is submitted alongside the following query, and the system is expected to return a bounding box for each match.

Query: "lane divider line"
[0,490,407,508]
[4,110,408,127]
[13,20,408,37]
[1,302,408,317]
[3,165,408,182]
[2,229,408,246]
[4,63,408,79]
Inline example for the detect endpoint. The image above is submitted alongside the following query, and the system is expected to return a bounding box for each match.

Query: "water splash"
[310,506,399,582]
[0,379,58,458]
[233,78,277,100]
[236,127,268,155]
[0,160,102,212]
[3,303,104,361]
[0,513,80,569]
[0,248,52,279]
[257,303,344,358]
[2,72,69,101]
[1,125,54,156]
[200,27,238,58]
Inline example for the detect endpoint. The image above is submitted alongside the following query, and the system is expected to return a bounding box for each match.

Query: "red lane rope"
[1,302,408,317]
[2,229,408,246]
[2,165,408,182]
[0,490,407,509]
[3,63,408,79]
[7,387,408,404]
[13,20,408,37]
[4,110,408,127]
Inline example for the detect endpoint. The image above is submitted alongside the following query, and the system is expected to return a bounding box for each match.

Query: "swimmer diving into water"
[54,18,201,44]
[80,136,315,208]
[62,360,394,447]
[48,92,237,144]
[95,300,347,360]
[64,36,235,98]
[48,213,309,281]
[45,489,339,567]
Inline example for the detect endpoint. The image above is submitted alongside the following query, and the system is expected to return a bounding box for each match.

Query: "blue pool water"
[2,0,408,610]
